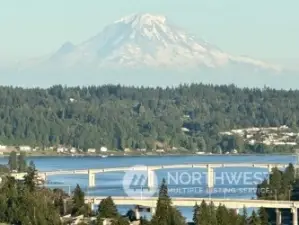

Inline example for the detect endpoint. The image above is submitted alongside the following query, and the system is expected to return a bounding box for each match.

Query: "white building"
[100,146,108,152]
[156,149,165,153]
[69,147,77,153]
[181,127,190,132]
[57,147,66,153]
[124,148,131,152]
[87,148,96,153]
[19,146,31,152]
[196,151,205,155]
[232,149,238,154]
[69,98,76,103]
[0,145,7,150]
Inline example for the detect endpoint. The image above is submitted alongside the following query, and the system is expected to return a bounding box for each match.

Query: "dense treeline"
[257,163,298,224]
[0,163,63,224]
[1,84,299,152]
[0,171,269,225]
[0,161,93,224]
[7,151,27,172]
[96,180,269,225]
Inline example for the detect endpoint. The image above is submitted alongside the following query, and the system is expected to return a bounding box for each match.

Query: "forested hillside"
[0,84,299,152]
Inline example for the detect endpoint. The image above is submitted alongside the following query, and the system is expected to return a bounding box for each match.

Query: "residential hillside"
[220,126,299,146]
[0,84,299,153]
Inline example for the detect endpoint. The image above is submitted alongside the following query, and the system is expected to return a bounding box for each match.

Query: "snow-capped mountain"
[37,13,281,71]
[4,13,298,89]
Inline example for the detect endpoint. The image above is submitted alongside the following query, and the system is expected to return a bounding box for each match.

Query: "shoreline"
[0,152,295,158]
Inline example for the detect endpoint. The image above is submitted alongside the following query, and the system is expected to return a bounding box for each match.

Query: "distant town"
[1,125,298,157]
[220,125,299,146]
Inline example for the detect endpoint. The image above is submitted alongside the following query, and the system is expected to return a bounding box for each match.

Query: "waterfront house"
[57,147,66,153]
[19,145,31,152]
[87,148,96,153]
[100,146,108,152]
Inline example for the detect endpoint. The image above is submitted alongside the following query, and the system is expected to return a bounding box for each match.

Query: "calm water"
[0,154,295,221]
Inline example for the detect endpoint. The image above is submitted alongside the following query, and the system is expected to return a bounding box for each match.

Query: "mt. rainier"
[4,13,297,88]
[47,13,281,71]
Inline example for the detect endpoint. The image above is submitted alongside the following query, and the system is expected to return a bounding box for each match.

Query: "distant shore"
[0,151,295,158]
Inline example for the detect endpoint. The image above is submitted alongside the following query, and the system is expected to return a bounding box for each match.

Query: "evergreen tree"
[198,200,209,224]
[97,196,118,219]
[208,202,218,225]
[8,151,17,171]
[269,168,282,199]
[216,205,230,225]
[71,184,88,216]
[17,152,27,172]
[193,203,200,225]
[170,207,186,225]
[238,206,248,225]
[282,164,295,199]
[249,210,261,225]
[228,209,239,225]
[258,207,269,225]
[23,160,37,192]
[151,179,172,225]
[126,209,136,221]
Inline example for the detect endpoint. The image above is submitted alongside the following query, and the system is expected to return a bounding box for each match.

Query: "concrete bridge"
[37,163,291,188]
[85,196,299,225]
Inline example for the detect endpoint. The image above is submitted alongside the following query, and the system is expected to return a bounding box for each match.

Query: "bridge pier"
[267,164,273,184]
[234,208,239,215]
[150,207,156,215]
[88,170,95,187]
[275,208,281,225]
[292,207,298,225]
[38,173,47,183]
[134,206,141,220]
[90,203,96,211]
[147,169,155,189]
[268,164,273,173]
[207,164,214,188]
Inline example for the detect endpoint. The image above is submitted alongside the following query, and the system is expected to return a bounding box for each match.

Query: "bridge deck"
[41,163,290,176]
[84,196,299,209]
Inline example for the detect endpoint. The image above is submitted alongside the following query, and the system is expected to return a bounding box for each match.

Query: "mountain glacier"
[42,13,282,71]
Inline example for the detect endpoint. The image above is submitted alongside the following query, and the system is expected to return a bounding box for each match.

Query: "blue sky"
[1,0,299,69]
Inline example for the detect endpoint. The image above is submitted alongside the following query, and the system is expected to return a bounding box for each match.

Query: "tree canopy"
[0,84,298,153]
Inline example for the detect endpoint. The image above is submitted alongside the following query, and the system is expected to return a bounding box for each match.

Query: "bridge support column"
[134,206,141,220]
[275,208,281,225]
[206,164,214,188]
[88,170,95,187]
[292,207,298,225]
[147,169,155,189]
[63,199,67,215]
[267,164,273,173]
[267,164,273,184]
[38,173,47,183]
[150,207,156,215]
[90,203,95,211]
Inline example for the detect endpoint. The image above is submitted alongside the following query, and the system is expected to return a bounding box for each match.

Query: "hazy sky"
[1,0,299,68]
